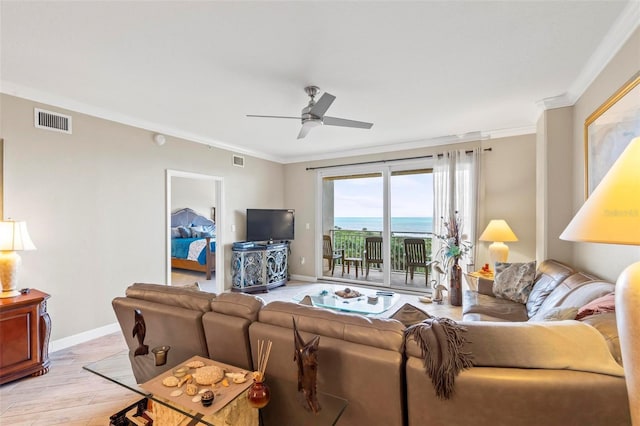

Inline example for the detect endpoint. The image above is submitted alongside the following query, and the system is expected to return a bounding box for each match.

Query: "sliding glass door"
[318,164,433,290]
[321,172,384,283]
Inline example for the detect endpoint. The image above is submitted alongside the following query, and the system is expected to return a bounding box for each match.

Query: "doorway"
[166,170,224,294]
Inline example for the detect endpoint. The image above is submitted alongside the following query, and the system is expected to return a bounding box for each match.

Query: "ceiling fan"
[247,86,374,139]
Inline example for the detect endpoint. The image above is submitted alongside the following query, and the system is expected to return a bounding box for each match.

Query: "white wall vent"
[34,108,72,134]
[232,154,245,168]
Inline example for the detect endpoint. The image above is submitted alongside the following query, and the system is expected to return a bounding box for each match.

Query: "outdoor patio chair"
[365,236,383,278]
[404,238,435,286]
[323,235,344,275]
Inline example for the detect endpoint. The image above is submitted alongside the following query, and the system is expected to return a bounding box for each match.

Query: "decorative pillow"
[492,261,537,304]
[389,303,432,327]
[171,227,181,239]
[177,225,192,238]
[529,306,579,322]
[575,293,615,320]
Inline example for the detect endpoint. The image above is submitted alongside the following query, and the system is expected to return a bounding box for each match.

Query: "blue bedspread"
[171,238,216,265]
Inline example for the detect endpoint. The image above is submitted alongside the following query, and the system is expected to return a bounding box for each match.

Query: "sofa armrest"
[477,277,494,295]
[406,320,623,377]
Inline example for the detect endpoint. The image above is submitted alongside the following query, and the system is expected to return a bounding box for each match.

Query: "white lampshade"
[560,136,640,423]
[0,221,36,251]
[560,137,640,244]
[0,221,36,299]
[479,220,518,242]
[479,220,518,266]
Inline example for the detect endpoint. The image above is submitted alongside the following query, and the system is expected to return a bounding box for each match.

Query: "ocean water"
[334,217,433,233]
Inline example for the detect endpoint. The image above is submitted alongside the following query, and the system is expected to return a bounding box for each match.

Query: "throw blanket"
[405,317,472,399]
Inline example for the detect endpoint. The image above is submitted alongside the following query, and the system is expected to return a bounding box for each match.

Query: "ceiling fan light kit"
[247,86,373,139]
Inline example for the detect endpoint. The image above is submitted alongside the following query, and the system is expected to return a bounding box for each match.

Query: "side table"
[464,272,494,292]
[0,289,51,384]
[344,257,362,278]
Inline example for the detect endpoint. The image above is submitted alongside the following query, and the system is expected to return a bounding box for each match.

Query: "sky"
[333,173,434,217]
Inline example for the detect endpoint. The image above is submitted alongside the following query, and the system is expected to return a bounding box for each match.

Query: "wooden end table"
[0,289,51,384]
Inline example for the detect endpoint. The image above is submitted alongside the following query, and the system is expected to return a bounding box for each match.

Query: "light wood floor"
[0,280,461,425]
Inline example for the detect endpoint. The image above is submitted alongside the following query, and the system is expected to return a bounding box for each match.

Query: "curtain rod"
[305,147,492,171]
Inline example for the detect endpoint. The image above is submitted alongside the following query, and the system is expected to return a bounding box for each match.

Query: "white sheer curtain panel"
[431,148,481,270]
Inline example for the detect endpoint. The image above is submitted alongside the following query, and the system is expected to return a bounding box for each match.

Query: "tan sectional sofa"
[113,259,631,425]
[404,259,629,426]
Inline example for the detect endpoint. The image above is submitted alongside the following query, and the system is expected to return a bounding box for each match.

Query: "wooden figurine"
[133,309,148,356]
[292,317,321,413]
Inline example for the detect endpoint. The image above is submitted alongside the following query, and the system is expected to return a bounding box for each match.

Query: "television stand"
[231,241,288,293]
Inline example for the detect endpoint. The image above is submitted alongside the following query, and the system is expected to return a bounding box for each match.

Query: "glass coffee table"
[292,284,400,315]
[84,351,348,425]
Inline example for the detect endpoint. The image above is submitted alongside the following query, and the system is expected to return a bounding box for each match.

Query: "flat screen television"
[246,209,295,242]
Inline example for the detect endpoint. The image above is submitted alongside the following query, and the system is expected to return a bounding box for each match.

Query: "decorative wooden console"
[0,289,51,384]
[231,242,288,293]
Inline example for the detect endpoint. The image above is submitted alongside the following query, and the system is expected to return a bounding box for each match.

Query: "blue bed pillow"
[177,225,192,238]
[171,227,181,239]
[189,225,215,238]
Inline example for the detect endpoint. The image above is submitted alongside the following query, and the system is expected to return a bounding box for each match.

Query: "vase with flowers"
[434,211,472,306]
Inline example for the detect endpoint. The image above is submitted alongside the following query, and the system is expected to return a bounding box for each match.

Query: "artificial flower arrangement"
[432,211,472,306]
[434,210,472,268]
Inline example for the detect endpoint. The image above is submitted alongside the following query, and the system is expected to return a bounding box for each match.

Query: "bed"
[170,208,216,279]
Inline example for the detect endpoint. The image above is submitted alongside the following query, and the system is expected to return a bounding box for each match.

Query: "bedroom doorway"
[166,170,224,294]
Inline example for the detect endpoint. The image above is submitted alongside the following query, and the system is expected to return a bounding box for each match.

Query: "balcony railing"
[329,229,433,273]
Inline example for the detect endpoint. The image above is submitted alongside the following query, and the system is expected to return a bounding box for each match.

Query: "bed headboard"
[171,208,215,228]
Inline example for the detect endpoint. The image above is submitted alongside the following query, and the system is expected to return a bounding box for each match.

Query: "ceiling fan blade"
[297,122,315,139]
[309,92,336,118]
[246,114,301,119]
[323,116,373,129]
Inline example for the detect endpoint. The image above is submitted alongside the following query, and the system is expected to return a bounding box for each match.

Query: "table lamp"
[478,219,518,268]
[0,220,36,298]
[560,136,640,424]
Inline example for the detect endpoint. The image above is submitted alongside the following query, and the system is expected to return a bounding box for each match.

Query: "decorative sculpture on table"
[132,309,148,356]
[293,317,321,413]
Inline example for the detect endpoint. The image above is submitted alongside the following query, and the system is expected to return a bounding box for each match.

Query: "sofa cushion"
[258,301,405,352]
[528,306,579,322]
[558,281,615,311]
[525,259,575,318]
[125,283,214,312]
[534,271,598,314]
[389,303,431,326]
[492,261,536,304]
[579,312,622,365]
[463,290,528,321]
[575,292,615,320]
[453,321,625,377]
[210,292,265,322]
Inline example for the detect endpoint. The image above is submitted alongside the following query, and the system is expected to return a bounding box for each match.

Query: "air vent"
[34,108,72,134]
[233,154,245,168]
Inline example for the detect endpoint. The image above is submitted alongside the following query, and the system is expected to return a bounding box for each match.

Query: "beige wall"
[567,27,640,282]
[284,134,537,278]
[171,176,216,218]
[1,94,284,342]
[536,106,575,265]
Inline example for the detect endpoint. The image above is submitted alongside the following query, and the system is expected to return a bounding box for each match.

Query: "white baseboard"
[288,274,317,282]
[50,322,121,353]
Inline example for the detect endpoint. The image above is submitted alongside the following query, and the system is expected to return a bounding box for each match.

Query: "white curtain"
[432,148,481,272]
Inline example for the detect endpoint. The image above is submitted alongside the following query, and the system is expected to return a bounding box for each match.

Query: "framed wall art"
[584,71,640,198]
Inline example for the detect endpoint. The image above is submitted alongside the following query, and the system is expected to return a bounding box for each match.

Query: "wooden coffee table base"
[153,390,257,426]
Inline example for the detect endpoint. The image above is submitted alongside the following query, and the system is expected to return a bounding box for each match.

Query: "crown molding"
[282,127,538,164]
[535,0,640,115]
[535,93,574,113]
[0,81,281,163]
[567,0,640,104]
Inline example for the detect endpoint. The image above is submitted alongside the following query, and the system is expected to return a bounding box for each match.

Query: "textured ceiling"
[1,1,637,163]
